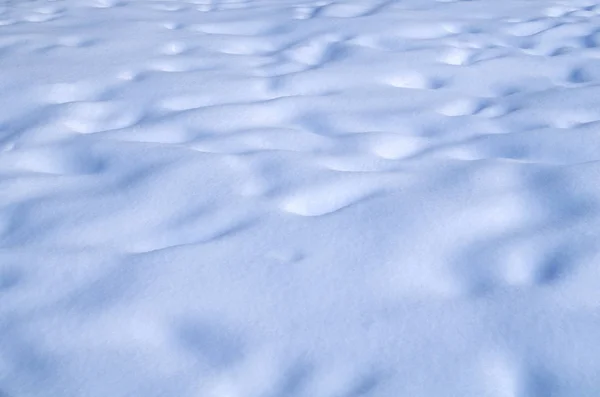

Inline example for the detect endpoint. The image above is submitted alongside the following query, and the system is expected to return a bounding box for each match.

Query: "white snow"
[2,0,600,396]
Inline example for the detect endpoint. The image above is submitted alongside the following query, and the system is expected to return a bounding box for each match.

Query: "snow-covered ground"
[2,0,600,395]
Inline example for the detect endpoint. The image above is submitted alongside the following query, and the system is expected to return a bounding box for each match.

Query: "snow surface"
[2,0,600,395]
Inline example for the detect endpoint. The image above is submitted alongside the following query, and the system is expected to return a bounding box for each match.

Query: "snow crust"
[2,0,600,396]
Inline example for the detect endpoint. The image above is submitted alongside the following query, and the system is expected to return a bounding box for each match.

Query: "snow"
[2,0,600,396]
